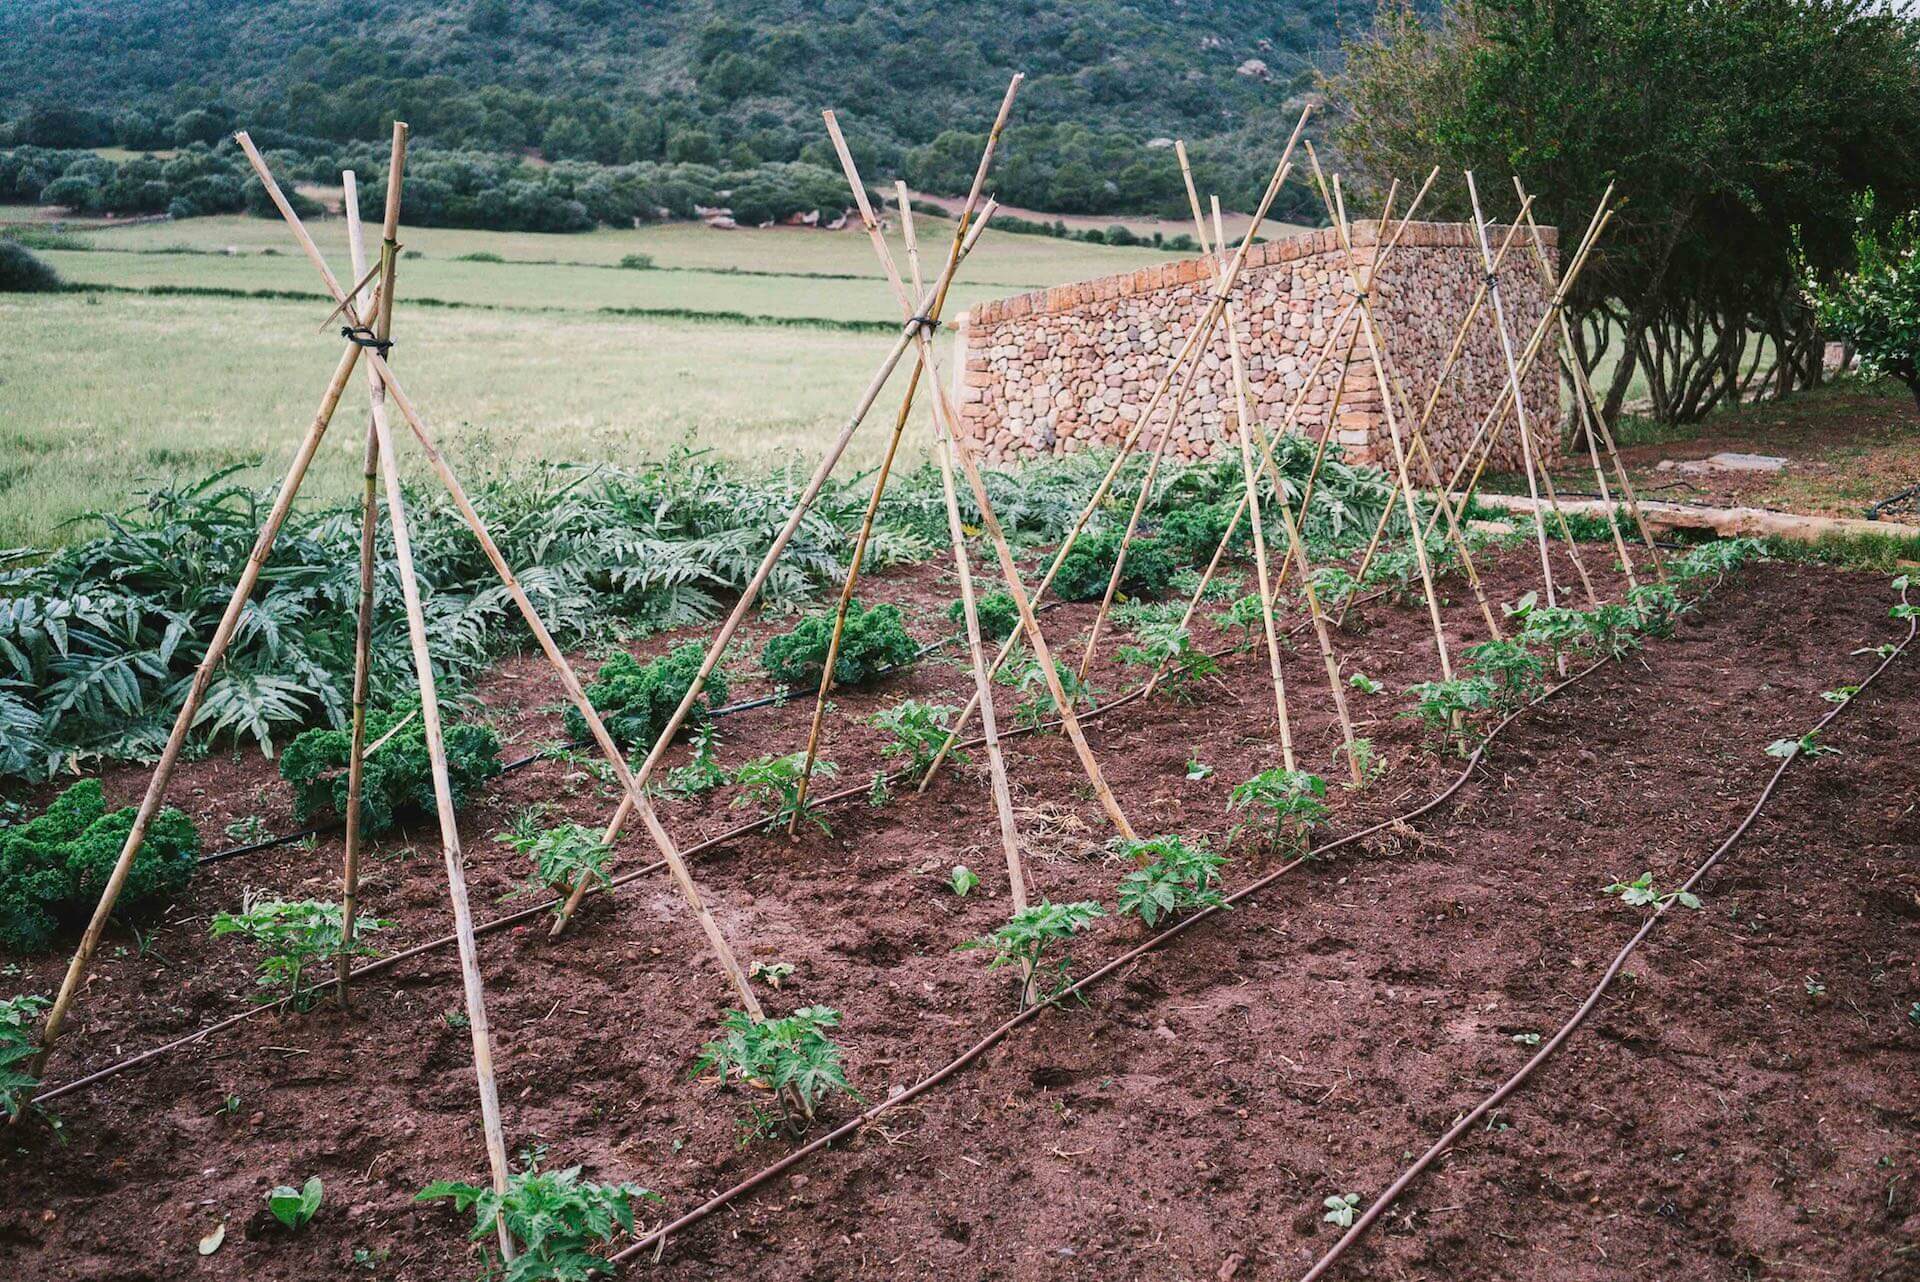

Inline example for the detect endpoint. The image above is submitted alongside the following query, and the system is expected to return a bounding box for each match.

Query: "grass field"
[0,210,1191,547]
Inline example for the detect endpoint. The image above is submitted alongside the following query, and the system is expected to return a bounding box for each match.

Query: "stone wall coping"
[962,219,1559,331]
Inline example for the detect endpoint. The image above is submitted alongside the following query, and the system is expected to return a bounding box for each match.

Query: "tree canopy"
[1329,0,1920,422]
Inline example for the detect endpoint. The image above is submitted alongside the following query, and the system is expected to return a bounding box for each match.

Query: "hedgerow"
[760,600,917,688]
[280,704,501,836]
[565,643,724,751]
[0,779,198,952]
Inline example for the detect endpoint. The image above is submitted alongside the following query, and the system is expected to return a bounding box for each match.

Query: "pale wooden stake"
[336,123,408,1008]
[1512,178,1665,585]
[918,106,1315,787]
[1309,150,1455,682]
[1071,113,1314,683]
[538,76,1023,933]
[1423,198,1619,544]
[236,136,773,1030]
[1465,170,1563,606]
[1174,154,1361,784]
[21,345,364,1116]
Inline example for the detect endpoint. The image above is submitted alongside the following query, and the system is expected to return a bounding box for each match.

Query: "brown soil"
[1501,380,1920,522]
[3,545,1916,1282]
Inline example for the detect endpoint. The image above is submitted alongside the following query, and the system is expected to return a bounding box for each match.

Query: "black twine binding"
[341,325,394,358]
[906,312,940,334]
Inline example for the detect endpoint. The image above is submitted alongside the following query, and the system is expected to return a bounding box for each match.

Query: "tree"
[1806,193,1920,411]
[1328,0,1920,425]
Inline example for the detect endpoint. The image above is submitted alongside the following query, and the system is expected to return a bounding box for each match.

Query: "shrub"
[419,1159,657,1282]
[280,704,501,837]
[618,252,656,270]
[1051,527,1179,602]
[949,591,1019,642]
[564,643,725,752]
[1115,835,1230,927]
[1154,502,1247,565]
[1804,192,1920,410]
[0,779,198,952]
[0,240,61,292]
[760,600,917,688]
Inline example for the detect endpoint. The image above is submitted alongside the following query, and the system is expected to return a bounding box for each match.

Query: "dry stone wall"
[951,221,1561,480]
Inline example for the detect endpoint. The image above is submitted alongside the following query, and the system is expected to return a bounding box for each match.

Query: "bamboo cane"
[1307,152,1455,682]
[1464,171,1563,606]
[367,358,518,1262]
[915,107,1315,788]
[20,345,362,1117]
[1512,179,1665,585]
[785,123,990,833]
[1070,114,1313,684]
[234,136,774,1021]
[1175,160,1362,784]
[336,124,408,1008]
[1422,199,1618,544]
[1330,201,1541,635]
[534,78,1022,932]
[825,112,1141,842]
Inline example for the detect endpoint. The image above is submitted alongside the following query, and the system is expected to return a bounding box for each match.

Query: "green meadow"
[1,212,1187,547]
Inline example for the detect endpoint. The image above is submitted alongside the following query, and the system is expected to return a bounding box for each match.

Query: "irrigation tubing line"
[1296,585,1917,1282]
[191,600,1078,866]
[607,648,1624,1267]
[33,588,1367,1105]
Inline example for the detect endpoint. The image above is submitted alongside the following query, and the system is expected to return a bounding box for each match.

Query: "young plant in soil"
[1210,593,1266,651]
[948,865,980,896]
[1114,834,1230,928]
[871,699,965,773]
[961,900,1106,1009]
[1228,768,1330,850]
[209,895,390,1010]
[0,993,50,1122]
[418,1155,657,1282]
[1311,565,1359,611]
[662,721,730,797]
[1602,873,1702,912]
[1323,1193,1362,1228]
[694,1006,859,1139]
[267,1176,323,1231]
[998,652,1096,730]
[1117,622,1219,703]
[496,815,614,908]
[1766,731,1840,760]
[760,599,918,688]
[1402,676,1498,751]
[1627,581,1687,637]
[1582,602,1643,658]
[732,752,838,834]
[0,778,199,952]
[1463,639,1545,709]
[1340,737,1386,789]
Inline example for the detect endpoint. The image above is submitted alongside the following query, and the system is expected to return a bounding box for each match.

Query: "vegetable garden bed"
[2,544,1915,1281]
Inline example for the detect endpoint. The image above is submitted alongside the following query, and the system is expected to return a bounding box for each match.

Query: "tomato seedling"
[1114,834,1229,928]
[960,900,1105,1009]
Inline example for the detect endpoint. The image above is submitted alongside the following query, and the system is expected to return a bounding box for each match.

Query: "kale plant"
[760,600,918,688]
[0,778,198,952]
[949,591,1019,642]
[280,702,500,837]
[564,642,725,752]
[1050,527,1178,602]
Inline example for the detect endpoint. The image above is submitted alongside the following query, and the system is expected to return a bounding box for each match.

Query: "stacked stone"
[953,221,1560,481]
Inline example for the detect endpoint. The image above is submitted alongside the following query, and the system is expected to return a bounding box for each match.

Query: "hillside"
[0,0,1364,217]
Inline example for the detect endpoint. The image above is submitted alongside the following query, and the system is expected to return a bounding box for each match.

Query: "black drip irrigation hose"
[607,647,1627,1267]
[1296,584,1917,1282]
[194,610,1015,866]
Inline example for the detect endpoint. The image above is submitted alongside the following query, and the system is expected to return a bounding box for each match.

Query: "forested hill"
[0,0,1362,216]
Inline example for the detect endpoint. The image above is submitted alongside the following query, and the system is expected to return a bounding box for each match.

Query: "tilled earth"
[2,542,1915,1282]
